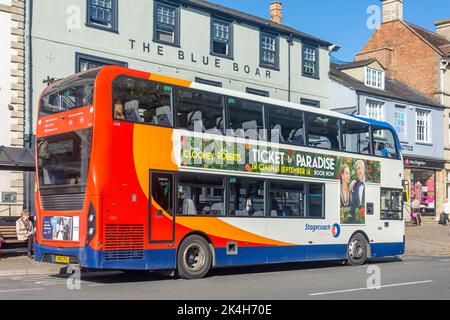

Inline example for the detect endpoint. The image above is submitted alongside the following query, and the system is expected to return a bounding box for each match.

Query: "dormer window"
[365,67,385,89]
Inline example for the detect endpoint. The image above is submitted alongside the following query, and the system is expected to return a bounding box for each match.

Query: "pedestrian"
[0,232,4,258]
[16,210,35,258]
[441,198,450,226]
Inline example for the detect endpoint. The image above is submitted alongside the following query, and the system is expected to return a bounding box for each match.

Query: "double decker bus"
[35,66,405,279]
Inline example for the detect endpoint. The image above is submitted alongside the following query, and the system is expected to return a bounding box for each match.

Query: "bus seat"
[206,117,224,135]
[156,106,172,126]
[210,203,224,215]
[243,121,258,140]
[252,211,264,217]
[271,210,278,217]
[272,125,285,143]
[206,128,223,135]
[235,210,249,216]
[290,129,305,145]
[188,111,206,132]
[124,100,142,122]
[242,120,257,131]
[234,129,245,138]
[182,199,197,215]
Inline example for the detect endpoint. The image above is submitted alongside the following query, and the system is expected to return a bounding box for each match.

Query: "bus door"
[149,171,175,243]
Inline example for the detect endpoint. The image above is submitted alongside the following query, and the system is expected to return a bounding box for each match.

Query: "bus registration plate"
[55,255,70,264]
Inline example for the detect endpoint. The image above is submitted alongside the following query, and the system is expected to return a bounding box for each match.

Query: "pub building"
[29,0,335,123]
[1,0,338,218]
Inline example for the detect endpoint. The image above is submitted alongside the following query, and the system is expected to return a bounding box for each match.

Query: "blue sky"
[207,0,450,62]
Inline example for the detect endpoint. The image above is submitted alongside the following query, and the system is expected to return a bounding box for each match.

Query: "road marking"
[309,280,433,296]
[0,288,44,293]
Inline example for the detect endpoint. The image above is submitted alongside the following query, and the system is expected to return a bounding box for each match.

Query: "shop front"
[404,157,445,218]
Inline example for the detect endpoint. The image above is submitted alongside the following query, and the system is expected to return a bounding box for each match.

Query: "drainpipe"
[25,0,33,149]
[24,0,34,212]
[440,59,448,106]
[287,34,293,102]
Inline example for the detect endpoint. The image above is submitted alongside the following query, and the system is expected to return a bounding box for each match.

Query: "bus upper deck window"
[112,76,173,126]
[176,88,225,135]
[373,127,399,159]
[341,120,371,154]
[307,115,340,150]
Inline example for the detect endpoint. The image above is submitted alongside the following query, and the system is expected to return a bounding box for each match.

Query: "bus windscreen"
[39,70,99,117]
[37,129,92,187]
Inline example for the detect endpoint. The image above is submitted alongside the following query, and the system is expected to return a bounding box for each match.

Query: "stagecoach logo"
[331,223,341,238]
[304,223,341,238]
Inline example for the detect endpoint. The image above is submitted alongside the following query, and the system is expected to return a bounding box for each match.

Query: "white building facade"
[0,0,26,217]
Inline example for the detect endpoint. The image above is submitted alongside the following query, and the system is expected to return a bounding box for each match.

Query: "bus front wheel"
[347,233,368,266]
[177,235,212,279]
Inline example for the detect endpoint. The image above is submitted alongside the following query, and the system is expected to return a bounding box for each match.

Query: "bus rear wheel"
[177,235,212,279]
[347,233,368,266]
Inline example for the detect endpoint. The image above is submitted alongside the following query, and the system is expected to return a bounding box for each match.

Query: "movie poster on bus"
[337,158,380,225]
[178,134,380,180]
[42,216,79,241]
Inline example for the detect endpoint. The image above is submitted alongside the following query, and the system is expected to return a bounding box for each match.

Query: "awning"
[0,146,35,172]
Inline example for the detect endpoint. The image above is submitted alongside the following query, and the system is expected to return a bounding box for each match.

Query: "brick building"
[354,0,450,219]
[0,0,31,217]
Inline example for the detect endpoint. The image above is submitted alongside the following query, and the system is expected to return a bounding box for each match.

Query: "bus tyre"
[347,233,368,266]
[177,235,212,279]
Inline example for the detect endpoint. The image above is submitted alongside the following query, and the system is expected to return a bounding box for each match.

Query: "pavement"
[0,253,64,277]
[405,223,450,256]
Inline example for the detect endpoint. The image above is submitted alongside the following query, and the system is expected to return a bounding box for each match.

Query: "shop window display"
[410,169,436,216]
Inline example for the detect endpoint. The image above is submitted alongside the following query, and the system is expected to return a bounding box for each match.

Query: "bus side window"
[267,105,304,145]
[228,98,265,141]
[307,115,340,151]
[112,76,173,126]
[341,120,371,154]
[373,127,399,159]
[176,88,225,135]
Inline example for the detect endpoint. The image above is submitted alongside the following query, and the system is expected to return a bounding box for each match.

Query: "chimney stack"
[381,0,403,23]
[435,18,450,41]
[270,1,282,24]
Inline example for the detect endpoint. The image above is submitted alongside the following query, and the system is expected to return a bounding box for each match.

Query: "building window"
[154,1,179,45]
[246,87,269,97]
[76,53,127,72]
[366,100,384,138]
[260,32,278,69]
[366,100,384,121]
[365,67,385,89]
[195,77,222,87]
[87,0,118,31]
[302,44,319,78]
[211,18,233,58]
[394,109,407,140]
[300,98,320,108]
[416,110,431,143]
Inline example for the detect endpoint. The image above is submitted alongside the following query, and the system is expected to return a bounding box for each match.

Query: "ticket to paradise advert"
[178,134,381,183]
